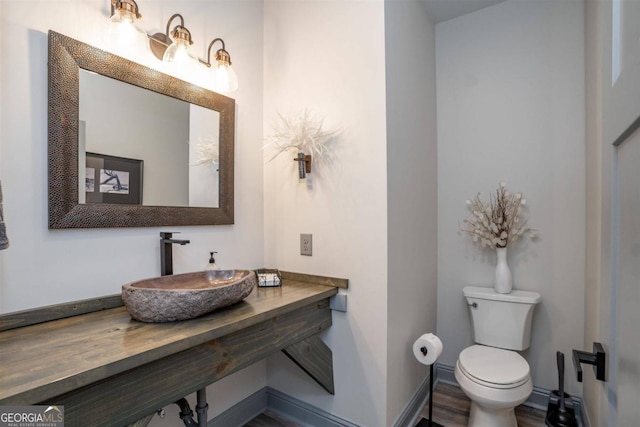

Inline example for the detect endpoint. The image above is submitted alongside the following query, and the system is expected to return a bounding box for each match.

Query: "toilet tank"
[463,286,541,351]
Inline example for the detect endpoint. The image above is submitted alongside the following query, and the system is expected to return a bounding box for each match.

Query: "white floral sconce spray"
[188,135,219,208]
[458,182,537,293]
[192,135,219,172]
[265,109,338,179]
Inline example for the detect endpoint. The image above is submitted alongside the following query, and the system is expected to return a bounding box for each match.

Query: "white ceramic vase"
[494,247,513,294]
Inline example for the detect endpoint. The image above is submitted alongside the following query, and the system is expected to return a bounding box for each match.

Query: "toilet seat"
[458,345,530,389]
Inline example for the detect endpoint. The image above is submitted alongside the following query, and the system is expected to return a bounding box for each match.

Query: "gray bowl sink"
[122,270,257,322]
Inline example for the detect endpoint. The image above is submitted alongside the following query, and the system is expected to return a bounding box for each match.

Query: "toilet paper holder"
[418,346,444,427]
[572,342,606,382]
[413,334,444,427]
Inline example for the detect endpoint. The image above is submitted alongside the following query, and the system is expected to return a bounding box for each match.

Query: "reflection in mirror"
[78,70,220,208]
[48,30,234,228]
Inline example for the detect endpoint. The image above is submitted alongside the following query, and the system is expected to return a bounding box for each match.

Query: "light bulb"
[211,61,238,94]
[105,6,147,57]
[162,36,198,84]
[163,39,192,66]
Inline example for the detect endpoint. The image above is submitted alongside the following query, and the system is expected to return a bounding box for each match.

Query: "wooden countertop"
[0,280,338,405]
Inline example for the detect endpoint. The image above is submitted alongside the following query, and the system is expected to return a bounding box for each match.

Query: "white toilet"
[455,286,541,427]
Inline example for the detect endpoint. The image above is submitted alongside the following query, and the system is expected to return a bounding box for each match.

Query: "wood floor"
[244,382,547,426]
[243,409,304,427]
[420,382,547,427]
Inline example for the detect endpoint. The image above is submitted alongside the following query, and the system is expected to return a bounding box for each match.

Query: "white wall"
[384,1,437,425]
[0,0,266,421]
[436,0,585,394]
[263,1,389,425]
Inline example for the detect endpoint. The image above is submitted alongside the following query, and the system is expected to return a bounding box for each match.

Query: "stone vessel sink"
[122,270,257,322]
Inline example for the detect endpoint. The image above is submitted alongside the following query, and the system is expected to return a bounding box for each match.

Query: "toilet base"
[455,358,532,427]
[468,401,517,427]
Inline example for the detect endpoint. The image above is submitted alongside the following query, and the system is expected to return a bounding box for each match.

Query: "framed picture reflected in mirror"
[85,153,143,205]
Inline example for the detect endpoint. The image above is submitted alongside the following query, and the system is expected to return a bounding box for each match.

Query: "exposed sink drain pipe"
[174,388,208,427]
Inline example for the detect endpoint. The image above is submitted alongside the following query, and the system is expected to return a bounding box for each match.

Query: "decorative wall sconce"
[265,109,338,180]
[199,38,239,94]
[294,153,312,179]
[107,0,238,93]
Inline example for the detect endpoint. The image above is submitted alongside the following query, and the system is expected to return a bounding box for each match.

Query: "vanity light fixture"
[199,38,238,94]
[107,0,146,49]
[149,14,194,65]
[107,4,239,93]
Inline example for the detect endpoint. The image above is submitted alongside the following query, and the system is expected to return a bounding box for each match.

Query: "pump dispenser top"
[205,251,219,271]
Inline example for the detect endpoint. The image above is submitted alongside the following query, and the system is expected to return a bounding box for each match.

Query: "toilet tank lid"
[463,286,541,304]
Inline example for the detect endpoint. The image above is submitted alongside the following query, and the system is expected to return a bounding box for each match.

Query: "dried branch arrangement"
[459,182,537,248]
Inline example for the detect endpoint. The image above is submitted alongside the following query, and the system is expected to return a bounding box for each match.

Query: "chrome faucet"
[160,232,190,276]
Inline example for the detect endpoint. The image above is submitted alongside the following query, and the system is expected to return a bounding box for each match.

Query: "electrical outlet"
[300,233,312,256]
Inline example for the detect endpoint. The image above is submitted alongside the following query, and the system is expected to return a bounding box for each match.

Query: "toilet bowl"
[455,345,532,427]
[457,286,541,427]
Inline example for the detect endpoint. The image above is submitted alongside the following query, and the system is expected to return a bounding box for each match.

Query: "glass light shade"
[106,9,147,55]
[162,41,199,84]
[163,39,192,65]
[210,61,238,94]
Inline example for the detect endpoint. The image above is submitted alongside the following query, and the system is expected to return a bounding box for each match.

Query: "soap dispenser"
[205,251,219,271]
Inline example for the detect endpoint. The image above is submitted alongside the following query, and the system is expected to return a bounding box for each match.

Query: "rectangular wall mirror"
[48,31,234,228]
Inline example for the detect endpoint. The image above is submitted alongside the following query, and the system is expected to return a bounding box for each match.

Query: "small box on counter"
[255,269,282,287]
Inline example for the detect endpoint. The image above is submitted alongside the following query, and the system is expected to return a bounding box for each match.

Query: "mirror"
[79,70,221,208]
[48,31,234,228]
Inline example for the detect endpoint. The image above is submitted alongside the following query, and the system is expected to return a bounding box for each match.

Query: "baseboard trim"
[209,364,590,427]
[208,386,359,427]
[393,371,433,427]
[208,388,267,427]
[267,387,360,427]
[436,363,588,427]
[435,363,457,386]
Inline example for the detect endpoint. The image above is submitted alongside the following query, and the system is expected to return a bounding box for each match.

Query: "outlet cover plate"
[300,233,312,256]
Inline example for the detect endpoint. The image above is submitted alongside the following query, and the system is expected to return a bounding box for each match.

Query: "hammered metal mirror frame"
[48,30,234,228]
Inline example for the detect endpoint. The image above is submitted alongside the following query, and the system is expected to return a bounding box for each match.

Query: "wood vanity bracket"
[283,335,334,394]
[0,273,347,427]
